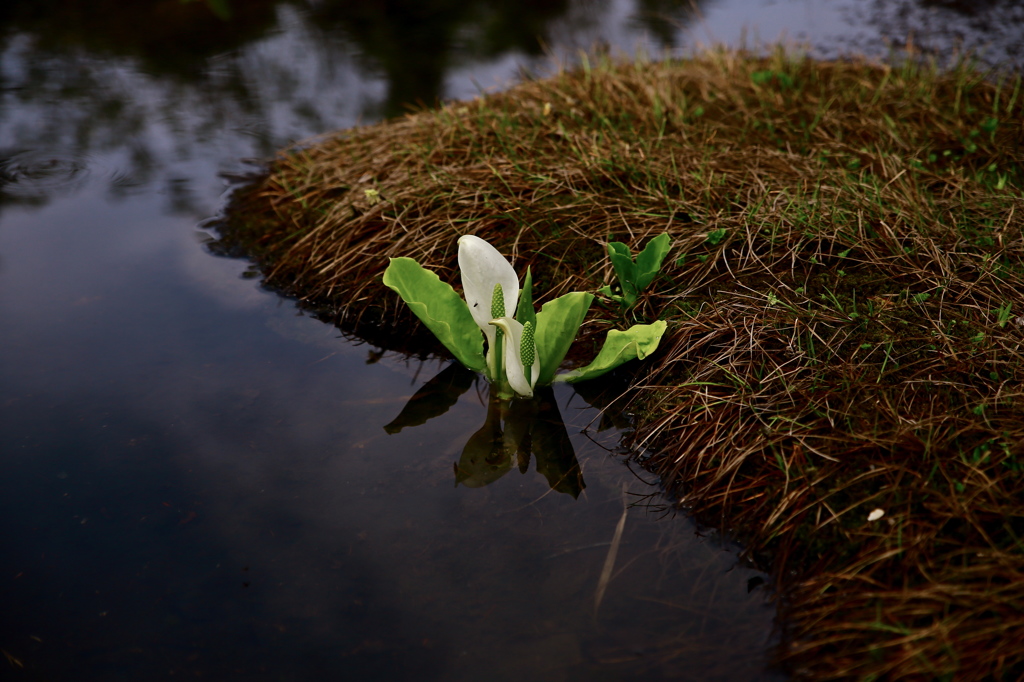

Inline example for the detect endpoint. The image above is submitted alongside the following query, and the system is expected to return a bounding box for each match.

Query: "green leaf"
[558,320,667,383]
[633,233,671,291]
[382,257,486,372]
[604,234,672,309]
[606,242,637,306]
[705,228,727,246]
[534,292,594,386]
[994,302,1013,328]
[598,284,626,306]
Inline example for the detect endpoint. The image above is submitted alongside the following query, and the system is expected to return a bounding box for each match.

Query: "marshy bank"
[216,49,1024,680]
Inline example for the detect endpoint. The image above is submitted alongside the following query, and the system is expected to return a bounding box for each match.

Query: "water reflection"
[0,155,782,679]
[0,150,92,208]
[855,0,1024,68]
[306,0,570,116]
[3,0,1020,219]
[385,362,477,434]
[0,0,706,219]
[0,0,281,69]
[385,365,586,495]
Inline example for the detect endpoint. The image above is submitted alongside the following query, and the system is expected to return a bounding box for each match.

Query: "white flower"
[489,317,540,398]
[458,235,519,379]
[867,508,885,522]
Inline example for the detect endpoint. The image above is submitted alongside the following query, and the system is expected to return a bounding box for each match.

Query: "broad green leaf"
[634,233,671,291]
[534,292,594,386]
[557,320,667,383]
[383,257,486,372]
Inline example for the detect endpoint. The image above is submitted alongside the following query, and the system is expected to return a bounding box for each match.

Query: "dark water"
[1,186,779,681]
[1,1,1019,680]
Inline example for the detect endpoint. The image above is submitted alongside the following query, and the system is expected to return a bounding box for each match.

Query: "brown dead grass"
[215,48,1024,681]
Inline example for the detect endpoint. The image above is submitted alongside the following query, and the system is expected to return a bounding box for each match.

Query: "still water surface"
[1,176,779,681]
[2,1,1019,679]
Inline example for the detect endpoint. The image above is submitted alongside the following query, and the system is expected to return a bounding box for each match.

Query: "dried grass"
[215,47,1024,681]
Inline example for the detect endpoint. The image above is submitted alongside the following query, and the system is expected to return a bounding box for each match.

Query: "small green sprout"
[599,232,672,310]
[751,70,795,89]
[994,302,1013,328]
[705,228,728,246]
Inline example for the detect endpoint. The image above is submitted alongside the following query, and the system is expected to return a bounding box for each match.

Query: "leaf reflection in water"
[383,362,475,434]
[384,364,585,497]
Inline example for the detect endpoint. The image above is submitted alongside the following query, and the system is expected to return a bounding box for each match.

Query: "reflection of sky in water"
[2,0,1021,678]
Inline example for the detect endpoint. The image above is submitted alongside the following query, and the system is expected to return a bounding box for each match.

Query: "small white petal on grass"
[867,508,885,522]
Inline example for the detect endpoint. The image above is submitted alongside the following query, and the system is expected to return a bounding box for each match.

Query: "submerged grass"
[215,47,1024,681]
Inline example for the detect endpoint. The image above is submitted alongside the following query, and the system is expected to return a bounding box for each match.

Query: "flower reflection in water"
[385,363,584,497]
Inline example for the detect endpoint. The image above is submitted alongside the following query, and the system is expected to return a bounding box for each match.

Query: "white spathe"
[489,317,539,398]
[458,235,519,378]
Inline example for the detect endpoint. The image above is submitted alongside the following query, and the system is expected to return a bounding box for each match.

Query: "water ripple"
[0,149,93,201]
